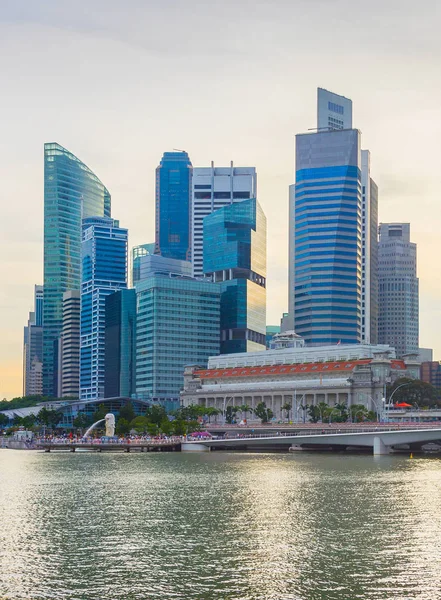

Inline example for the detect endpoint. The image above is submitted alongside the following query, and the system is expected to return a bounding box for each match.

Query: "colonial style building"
[181,344,420,421]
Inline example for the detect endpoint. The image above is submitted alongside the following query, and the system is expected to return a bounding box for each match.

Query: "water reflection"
[1,451,441,599]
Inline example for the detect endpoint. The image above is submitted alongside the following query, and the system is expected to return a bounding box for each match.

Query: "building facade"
[135,275,221,406]
[131,243,156,285]
[378,223,419,357]
[60,290,80,398]
[317,87,353,131]
[181,345,420,420]
[80,217,128,400]
[289,127,362,345]
[155,151,192,261]
[105,289,137,398]
[23,285,44,396]
[191,163,257,277]
[420,362,441,389]
[43,143,111,396]
[204,197,267,354]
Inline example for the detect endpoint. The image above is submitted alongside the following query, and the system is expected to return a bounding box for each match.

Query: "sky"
[1,0,440,399]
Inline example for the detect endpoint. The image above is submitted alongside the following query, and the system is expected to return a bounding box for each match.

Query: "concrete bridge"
[182,427,441,455]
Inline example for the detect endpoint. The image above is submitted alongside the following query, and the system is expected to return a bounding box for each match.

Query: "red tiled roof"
[195,359,407,380]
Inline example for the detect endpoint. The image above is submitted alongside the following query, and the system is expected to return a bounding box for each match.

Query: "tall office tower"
[191,163,257,277]
[131,243,156,285]
[105,289,136,398]
[289,127,362,345]
[361,150,379,344]
[60,290,80,398]
[34,285,43,327]
[134,253,192,282]
[317,87,353,130]
[23,286,44,396]
[378,223,419,357]
[204,197,267,353]
[43,143,111,396]
[155,151,192,261]
[135,273,220,408]
[80,217,128,400]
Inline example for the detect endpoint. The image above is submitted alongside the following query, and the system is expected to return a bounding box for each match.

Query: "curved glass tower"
[43,143,111,396]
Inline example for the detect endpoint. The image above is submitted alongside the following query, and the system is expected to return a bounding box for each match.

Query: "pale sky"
[1,0,440,399]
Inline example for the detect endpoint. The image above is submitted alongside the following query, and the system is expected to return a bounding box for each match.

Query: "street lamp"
[386,382,412,421]
[328,407,341,425]
[223,397,234,425]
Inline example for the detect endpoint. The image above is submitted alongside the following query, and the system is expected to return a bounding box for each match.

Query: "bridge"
[38,440,181,453]
[182,426,441,455]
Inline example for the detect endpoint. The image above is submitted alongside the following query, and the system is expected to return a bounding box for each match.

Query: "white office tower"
[191,162,257,277]
[378,223,419,357]
[361,150,379,344]
[317,88,353,131]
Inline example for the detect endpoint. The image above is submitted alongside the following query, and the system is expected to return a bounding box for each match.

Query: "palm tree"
[281,402,292,421]
[239,404,252,422]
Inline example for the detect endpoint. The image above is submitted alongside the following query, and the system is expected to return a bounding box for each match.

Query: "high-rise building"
[361,150,379,344]
[135,274,221,407]
[23,286,44,396]
[80,217,128,400]
[420,362,441,388]
[43,143,111,396]
[289,127,362,345]
[204,197,267,354]
[131,243,156,285]
[155,151,192,261]
[60,290,80,398]
[105,289,137,398]
[134,252,191,284]
[191,163,257,277]
[317,87,353,131]
[378,223,419,357]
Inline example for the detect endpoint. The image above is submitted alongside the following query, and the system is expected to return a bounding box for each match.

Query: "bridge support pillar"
[181,443,210,452]
[373,436,389,456]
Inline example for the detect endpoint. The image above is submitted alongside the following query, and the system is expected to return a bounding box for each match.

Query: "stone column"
[373,436,389,456]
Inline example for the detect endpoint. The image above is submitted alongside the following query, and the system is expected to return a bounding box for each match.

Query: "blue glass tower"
[105,289,136,398]
[43,143,111,396]
[204,198,267,354]
[155,151,192,261]
[289,129,362,344]
[80,217,128,400]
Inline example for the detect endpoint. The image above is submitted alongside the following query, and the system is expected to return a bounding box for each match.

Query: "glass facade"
[203,198,267,354]
[80,217,128,400]
[135,276,220,404]
[155,152,192,261]
[43,143,111,396]
[290,129,362,345]
[105,289,137,398]
[132,243,155,285]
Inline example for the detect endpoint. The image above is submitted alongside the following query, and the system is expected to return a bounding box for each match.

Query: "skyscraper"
[23,286,44,396]
[204,197,267,353]
[131,243,156,285]
[191,163,257,277]
[60,290,81,398]
[80,217,128,400]
[317,88,353,131]
[105,289,137,398]
[135,274,221,408]
[378,223,419,357]
[43,143,111,396]
[289,127,362,345]
[155,151,192,261]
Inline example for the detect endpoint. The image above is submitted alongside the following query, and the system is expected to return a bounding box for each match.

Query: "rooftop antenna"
[173,148,186,153]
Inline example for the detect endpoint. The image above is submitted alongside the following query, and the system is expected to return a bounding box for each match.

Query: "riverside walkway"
[38,439,181,452]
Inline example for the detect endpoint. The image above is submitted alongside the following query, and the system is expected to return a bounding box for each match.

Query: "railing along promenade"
[37,437,182,452]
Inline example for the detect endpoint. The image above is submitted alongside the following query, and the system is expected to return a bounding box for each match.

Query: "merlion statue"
[105,413,115,437]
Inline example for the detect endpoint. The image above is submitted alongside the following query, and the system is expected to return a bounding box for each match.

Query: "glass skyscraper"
[155,151,192,261]
[105,288,137,398]
[135,275,220,407]
[289,128,362,345]
[131,243,156,285]
[203,198,267,354]
[43,143,111,396]
[80,217,128,400]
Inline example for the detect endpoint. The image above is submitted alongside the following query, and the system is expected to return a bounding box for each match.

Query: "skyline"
[1,0,441,399]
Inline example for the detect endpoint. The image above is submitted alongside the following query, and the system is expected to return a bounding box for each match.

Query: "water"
[1,450,441,600]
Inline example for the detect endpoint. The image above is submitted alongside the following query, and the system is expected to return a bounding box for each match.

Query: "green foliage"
[37,407,60,429]
[387,378,439,407]
[159,418,173,436]
[145,404,167,426]
[172,419,187,436]
[254,402,273,424]
[0,413,9,427]
[116,418,130,436]
[130,416,150,434]
[0,395,77,412]
[281,402,292,419]
[307,405,321,423]
[239,404,252,419]
[225,405,239,424]
[92,404,108,423]
[119,402,136,423]
[205,407,221,423]
[73,413,91,429]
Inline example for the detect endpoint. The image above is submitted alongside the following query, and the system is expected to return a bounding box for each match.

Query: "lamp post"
[328,408,341,425]
[386,382,412,422]
[223,397,234,425]
[361,395,384,423]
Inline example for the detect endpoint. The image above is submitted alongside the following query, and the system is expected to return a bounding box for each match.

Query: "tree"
[92,404,108,423]
[387,378,439,407]
[281,402,291,421]
[172,419,187,436]
[239,404,252,421]
[119,402,136,423]
[205,407,221,423]
[21,414,37,429]
[130,416,149,434]
[73,413,91,430]
[145,404,167,426]
[0,413,9,428]
[159,418,173,436]
[254,402,273,424]
[115,418,130,436]
[307,405,321,423]
[37,407,60,429]
[225,405,239,424]
[349,404,369,422]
